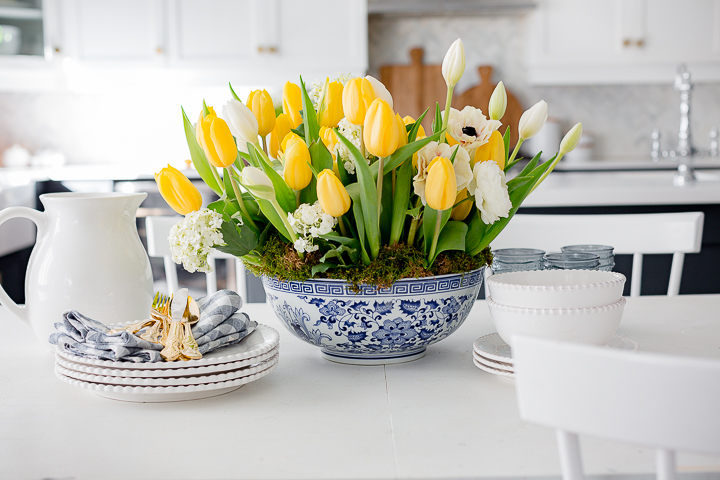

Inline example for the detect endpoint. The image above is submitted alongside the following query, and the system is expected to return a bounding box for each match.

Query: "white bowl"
[487,296,626,347]
[487,269,626,309]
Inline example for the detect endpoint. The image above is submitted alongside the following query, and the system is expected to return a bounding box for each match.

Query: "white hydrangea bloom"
[337,117,370,175]
[168,209,225,273]
[288,202,338,253]
[468,161,512,225]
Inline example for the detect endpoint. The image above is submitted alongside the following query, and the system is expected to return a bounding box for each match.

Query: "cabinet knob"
[257,45,266,53]
[623,38,631,47]
[156,47,164,54]
[636,39,645,47]
[268,46,277,53]
[54,46,61,53]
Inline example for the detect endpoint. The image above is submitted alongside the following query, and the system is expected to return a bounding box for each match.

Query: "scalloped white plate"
[472,356,515,377]
[56,354,278,387]
[56,345,279,378]
[473,332,639,364]
[56,324,279,370]
[55,359,279,403]
[472,350,514,372]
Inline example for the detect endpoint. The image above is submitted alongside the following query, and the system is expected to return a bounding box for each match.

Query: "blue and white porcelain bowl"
[263,269,484,365]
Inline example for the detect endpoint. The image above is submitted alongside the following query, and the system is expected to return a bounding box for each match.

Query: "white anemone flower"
[413,142,472,206]
[468,161,512,225]
[447,106,502,150]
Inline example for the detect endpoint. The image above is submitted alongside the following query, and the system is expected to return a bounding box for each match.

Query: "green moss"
[245,234,491,289]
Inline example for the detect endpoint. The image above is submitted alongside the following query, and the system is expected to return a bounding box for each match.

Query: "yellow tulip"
[395,114,407,149]
[342,77,376,125]
[283,138,313,190]
[363,99,399,158]
[319,79,345,128]
[269,113,293,159]
[450,188,473,221]
[403,115,426,139]
[425,157,456,211]
[317,169,351,217]
[195,106,217,150]
[281,131,302,153]
[474,130,505,169]
[154,165,203,215]
[247,89,276,138]
[319,126,338,161]
[198,112,237,168]
[283,81,303,128]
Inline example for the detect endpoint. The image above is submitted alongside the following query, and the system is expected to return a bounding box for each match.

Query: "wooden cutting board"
[380,48,522,148]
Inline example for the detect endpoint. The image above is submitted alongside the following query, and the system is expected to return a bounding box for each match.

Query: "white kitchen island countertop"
[1,295,719,480]
[524,170,720,207]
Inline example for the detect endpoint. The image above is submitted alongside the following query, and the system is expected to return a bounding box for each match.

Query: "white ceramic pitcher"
[0,192,154,346]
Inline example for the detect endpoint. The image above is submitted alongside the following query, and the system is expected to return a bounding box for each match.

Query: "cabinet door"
[274,0,367,75]
[59,0,164,64]
[527,0,720,84]
[167,0,261,65]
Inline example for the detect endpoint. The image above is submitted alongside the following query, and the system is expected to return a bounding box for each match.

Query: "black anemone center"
[462,126,477,137]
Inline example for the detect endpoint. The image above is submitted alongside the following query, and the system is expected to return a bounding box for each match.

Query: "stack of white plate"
[472,332,639,383]
[54,324,280,403]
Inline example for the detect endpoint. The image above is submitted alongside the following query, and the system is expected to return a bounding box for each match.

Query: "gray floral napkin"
[49,290,257,363]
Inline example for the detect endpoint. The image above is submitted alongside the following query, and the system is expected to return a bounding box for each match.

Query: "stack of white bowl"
[486,269,627,348]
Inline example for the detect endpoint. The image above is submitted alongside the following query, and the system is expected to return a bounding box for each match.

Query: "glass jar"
[545,252,600,270]
[561,245,615,272]
[491,248,546,274]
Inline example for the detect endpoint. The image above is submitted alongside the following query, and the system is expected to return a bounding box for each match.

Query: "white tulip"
[239,166,275,201]
[559,122,583,155]
[518,100,549,140]
[488,81,507,121]
[364,75,393,109]
[223,99,259,146]
[442,38,465,88]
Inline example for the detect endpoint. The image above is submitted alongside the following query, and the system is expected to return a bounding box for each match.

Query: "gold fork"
[151,292,172,317]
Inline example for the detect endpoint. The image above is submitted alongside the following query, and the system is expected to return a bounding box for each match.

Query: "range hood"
[368,0,537,16]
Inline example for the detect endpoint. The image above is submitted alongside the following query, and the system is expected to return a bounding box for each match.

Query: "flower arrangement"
[155,38,582,285]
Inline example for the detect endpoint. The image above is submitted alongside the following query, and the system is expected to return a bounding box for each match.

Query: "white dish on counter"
[55,345,279,378]
[487,270,626,309]
[55,324,279,370]
[488,297,626,347]
[55,354,278,387]
[54,359,279,403]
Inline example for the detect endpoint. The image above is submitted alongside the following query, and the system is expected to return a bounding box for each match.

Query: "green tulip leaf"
[430,220,468,263]
[423,207,452,256]
[407,108,429,143]
[371,130,444,180]
[181,107,222,195]
[300,140,335,205]
[335,129,379,260]
[432,102,443,135]
[248,143,296,213]
[229,82,242,102]
[256,198,292,242]
[465,209,488,254]
[299,76,320,143]
[345,183,372,265]
[389,154,413,245]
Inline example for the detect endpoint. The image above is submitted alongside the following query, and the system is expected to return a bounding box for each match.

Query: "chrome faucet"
[651,64,718,186]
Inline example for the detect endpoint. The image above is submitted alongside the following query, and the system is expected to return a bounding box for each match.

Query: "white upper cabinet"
[58,0,165,65]
[53,0,368,85]
[526,0,720,84]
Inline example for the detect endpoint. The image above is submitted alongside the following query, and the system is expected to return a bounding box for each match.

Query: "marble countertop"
[1,295,719,480]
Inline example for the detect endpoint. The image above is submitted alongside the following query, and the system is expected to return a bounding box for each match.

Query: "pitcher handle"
[0,206,46,325]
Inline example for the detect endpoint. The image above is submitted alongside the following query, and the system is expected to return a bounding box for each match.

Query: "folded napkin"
[49,290,258,363]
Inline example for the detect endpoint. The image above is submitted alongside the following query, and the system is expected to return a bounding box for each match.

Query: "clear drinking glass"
[561,245,615,271]
[491,248,546,274]
[545,252,600,270]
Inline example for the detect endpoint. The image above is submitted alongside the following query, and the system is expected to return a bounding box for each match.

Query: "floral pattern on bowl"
[263,269,484,365]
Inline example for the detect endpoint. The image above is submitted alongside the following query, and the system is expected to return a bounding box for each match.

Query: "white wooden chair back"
[513,335,720,480]
[491,212,704,296]
[145,216,248,300]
